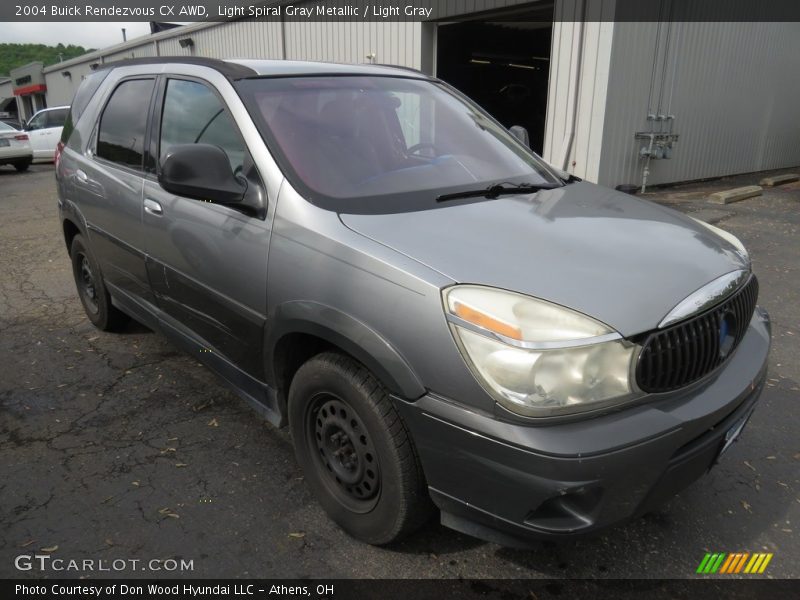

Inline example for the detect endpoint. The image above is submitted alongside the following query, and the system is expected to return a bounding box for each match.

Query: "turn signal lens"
[454,301,522,340]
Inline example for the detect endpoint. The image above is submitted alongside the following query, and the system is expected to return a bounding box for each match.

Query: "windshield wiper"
[436,182,561,203]
[436,183,561,202]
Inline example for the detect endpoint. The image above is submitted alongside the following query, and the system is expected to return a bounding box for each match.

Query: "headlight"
[444,286,640,417]
[691,217,750,266]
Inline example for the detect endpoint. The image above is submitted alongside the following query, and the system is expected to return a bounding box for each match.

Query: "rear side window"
[159,79,245,173]
[46,108,69,128]
[61,69,111,144]
[96,79,155,170]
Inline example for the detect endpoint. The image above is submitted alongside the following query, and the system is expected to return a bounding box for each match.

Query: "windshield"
[236,76,559,210]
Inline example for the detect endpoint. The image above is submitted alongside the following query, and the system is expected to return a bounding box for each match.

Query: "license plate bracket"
[717,409,754,460]
[0,139,10,147]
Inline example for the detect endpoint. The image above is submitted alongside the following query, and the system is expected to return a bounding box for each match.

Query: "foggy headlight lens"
[444,286,639,417]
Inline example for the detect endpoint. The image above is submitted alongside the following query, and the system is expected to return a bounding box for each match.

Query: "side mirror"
[509,125,530,148]
[159,144,247,204]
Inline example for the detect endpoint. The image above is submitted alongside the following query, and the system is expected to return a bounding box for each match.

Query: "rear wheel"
[70,234,128,331]
[13,160,31,172]
[288,352,432,544]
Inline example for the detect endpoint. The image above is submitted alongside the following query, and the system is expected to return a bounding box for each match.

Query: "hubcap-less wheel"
[69,234,129,331]
[308,394,380,513]
[289,353,433,544]
[79,255,99,314]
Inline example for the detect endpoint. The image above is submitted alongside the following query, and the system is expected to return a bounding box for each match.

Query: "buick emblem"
[718,311,737,359]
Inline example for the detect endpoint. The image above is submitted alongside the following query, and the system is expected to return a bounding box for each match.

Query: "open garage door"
[436,15,553,154]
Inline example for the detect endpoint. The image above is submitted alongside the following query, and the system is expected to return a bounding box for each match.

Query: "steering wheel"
[407,142,439,158]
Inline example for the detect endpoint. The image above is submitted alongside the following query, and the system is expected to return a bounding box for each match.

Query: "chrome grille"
[636,275,759,393]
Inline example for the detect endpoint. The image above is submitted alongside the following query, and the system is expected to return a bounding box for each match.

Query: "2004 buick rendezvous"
[56,58,770,546]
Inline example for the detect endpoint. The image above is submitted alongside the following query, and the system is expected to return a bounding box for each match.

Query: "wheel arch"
[62,217,82,253]
[266,301,426,418]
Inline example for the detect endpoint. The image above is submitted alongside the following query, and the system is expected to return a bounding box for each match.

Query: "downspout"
[558,2,586,171]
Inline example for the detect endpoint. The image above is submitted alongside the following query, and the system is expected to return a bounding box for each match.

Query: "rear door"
[25,110,52,160]
[72,77,157,305]
[142,75,270,378]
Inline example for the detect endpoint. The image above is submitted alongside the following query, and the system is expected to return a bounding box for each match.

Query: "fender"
[265,300,426,401]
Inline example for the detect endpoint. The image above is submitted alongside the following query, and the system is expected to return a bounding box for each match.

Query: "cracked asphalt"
[1,164,798,579]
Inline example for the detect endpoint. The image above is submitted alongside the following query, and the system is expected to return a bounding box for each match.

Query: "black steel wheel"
[308,394,381,512]
[70,234,128,331]
[78,254,100,315]
[289,352,432,545]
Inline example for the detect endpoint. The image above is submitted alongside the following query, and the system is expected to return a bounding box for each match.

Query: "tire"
[70,234,128,331]
[13,160,31,172]
[288,352,433,545]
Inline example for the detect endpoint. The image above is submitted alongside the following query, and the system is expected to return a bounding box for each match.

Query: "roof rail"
[93,56,257,80]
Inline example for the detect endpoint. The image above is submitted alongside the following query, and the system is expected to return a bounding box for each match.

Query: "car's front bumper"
[396,308,771,547]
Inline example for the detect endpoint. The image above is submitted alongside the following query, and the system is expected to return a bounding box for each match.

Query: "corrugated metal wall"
[44,62,97,105]
[600,21,800,188]
[44,21,285,105]
[284,20,421,67]
[155,21,283,58]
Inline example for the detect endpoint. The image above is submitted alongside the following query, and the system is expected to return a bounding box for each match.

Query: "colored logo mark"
[696,552,773,574]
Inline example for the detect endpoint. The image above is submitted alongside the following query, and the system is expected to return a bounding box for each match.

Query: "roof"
[228,59,429,79]
[93,57,430,80]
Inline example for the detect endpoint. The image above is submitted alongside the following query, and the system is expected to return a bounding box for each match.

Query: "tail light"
[14,134,28,141]
[55,141,65,169]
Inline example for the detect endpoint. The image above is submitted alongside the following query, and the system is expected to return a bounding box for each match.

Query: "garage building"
[32,0,800,189]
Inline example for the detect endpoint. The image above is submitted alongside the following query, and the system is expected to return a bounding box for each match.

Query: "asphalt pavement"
[1,164,798,579]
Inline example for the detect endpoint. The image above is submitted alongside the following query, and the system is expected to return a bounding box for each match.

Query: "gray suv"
[56,58,770,547]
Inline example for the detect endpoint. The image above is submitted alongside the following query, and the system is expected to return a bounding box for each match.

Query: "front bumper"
[396,309,771,547]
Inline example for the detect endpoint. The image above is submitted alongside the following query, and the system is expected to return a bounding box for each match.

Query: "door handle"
[75,169,88,183]
[144,198,163,215]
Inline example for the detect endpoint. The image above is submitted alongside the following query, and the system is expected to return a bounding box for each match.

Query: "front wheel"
[288,352,432,544]
[70,234,128,331]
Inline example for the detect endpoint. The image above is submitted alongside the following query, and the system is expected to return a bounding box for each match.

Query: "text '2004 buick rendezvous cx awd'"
[55,58,770,547]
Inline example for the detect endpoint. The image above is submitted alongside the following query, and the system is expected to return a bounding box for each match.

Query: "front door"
[142,76,270,378]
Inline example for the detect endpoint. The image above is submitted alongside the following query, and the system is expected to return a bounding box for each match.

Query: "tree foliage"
[0,43,93,78]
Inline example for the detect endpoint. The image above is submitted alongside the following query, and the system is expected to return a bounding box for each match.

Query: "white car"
[0,121,33,171]
[25,106,69,161]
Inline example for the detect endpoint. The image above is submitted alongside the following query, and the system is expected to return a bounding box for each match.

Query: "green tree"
[0,43,93,78]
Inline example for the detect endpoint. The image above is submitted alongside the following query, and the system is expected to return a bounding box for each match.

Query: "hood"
[339,182,749,336]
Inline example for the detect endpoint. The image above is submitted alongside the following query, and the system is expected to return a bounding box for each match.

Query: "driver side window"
[160,79,246,173]
[27,112,46,131]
